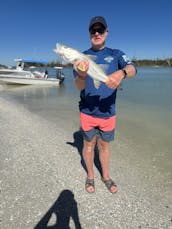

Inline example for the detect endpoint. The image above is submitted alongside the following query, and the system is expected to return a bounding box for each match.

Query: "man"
[74,16,136,193]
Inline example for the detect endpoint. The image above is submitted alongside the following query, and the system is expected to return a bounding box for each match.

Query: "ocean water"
[1,66,172,173]
[117,67,172,145]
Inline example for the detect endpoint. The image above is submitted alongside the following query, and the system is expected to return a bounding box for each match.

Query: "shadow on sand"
[66,128,102,177]
[34,189,82,229]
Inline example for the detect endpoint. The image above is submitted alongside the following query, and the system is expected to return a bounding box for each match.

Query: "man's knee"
[84,138,96,153]
[97,139,109,152]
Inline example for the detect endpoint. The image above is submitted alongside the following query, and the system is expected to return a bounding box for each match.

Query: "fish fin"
[93,79,100,89]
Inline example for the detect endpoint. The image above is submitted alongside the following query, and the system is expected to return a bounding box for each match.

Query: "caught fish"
[54,43,108,88]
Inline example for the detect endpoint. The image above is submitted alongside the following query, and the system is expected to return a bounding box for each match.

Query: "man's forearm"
[74,76,86,90]
[122,65,136,79]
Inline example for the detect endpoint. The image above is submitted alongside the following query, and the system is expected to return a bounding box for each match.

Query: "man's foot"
[102,178,117,193]
[85,178,95,193]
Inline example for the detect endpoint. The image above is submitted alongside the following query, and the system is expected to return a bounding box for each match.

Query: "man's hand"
[105,70,124,89]
[74,60,89,79]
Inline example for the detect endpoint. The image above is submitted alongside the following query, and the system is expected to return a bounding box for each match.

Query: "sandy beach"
[0,96,172,229]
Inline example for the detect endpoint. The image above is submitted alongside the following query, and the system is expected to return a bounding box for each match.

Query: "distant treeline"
[132,58,172,67]
[47,58,172,67]
[44,58,172,67]
[48,58,172,67]
[0,58,172,68]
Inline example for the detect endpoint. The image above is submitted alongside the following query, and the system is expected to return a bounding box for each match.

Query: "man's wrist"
[121,69,127,79]
[77,75,86,80]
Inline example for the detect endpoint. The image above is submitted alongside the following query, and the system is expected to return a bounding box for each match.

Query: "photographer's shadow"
[66,129,102,177]
[34,189,82,229]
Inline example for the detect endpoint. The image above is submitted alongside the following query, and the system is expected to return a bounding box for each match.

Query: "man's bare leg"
[83,136,96,192]
[97,138,117,193]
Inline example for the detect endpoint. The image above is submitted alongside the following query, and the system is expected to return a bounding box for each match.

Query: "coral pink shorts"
[80,112,116,142]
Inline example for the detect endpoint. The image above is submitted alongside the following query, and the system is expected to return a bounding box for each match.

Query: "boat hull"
[0,75,60,86]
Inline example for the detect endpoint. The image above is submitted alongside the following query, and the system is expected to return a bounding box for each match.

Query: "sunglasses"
[90,27,106,35]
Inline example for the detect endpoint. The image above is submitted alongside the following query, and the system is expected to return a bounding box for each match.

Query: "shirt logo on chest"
[104,56,114,63]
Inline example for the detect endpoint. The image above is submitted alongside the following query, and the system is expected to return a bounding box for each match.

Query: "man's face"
[89,23,108,49]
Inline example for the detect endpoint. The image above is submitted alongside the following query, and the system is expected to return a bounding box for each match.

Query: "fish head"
[54,43,79,63]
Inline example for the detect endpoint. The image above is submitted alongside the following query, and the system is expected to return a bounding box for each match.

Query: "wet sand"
[0,96,172,229]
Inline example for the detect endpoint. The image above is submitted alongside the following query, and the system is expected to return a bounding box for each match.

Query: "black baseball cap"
[89,16,108,31]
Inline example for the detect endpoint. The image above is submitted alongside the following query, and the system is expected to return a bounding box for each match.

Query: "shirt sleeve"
[117,50,134,69]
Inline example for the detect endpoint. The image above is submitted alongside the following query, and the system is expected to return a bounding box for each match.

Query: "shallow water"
[1,66,172,174]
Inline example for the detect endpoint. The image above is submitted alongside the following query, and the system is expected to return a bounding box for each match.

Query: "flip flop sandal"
[102,178,117,194]
[85,178,95,193]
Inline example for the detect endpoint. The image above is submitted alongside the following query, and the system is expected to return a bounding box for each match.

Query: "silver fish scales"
[54,43,108,88]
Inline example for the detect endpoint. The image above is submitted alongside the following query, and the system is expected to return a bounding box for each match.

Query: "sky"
[1,0,172,66]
